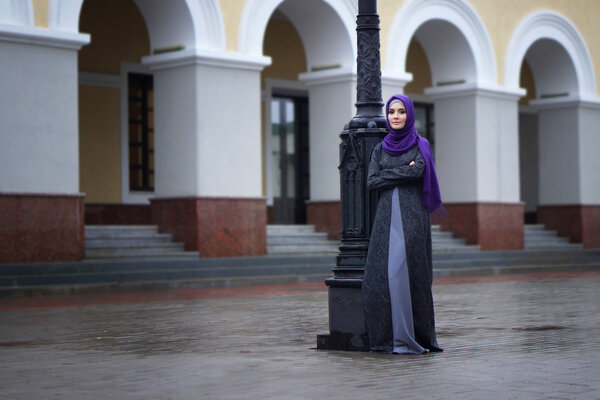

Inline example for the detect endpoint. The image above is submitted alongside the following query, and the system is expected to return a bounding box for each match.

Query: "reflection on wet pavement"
[1,271,599,399]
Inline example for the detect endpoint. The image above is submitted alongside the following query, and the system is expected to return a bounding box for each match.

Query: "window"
[127,73,154,191]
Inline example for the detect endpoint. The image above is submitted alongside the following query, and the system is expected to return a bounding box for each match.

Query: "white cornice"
[425,82,526,101]
[529,95,600,110]
[78,72,121,88]
[381,70,413,88]
[142,49,271,71]
[298,67,356,86]
[0,23,89,50]
[299,68,413,88]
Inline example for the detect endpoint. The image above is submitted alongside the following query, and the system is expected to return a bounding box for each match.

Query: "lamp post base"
[316,279,369,351]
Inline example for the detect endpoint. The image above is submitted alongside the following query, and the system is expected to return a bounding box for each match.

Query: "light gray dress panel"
[388,187,427,354]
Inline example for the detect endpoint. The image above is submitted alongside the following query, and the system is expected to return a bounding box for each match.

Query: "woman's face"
[388,101,407,130]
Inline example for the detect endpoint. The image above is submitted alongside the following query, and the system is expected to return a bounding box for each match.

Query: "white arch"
[48,0,84,32]
[504,10,596,97]
[238,0,356,65]
[48,0,225,51]
[0,0,34,26]
[385,0,497,85]
[185,0,225,50]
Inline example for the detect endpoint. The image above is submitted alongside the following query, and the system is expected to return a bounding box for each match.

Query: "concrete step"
[85,252,203,261]
[267,225,318,235]
[86,235,174,247]
[86,243,186,257]
[525,237,572,245]
[525,243,583,250]
[267,244,339,254]
[268,233,330,244]
[85,225,159,237]
[434,245,481,252]
[267,225,338,255]
[433,237,468,245]
[431,231,455,239]
[524,229,560,237]
[3,250,600,297]
[523,224,582,250]
[266,224,479,255]
[84,225,195,259]
[86,241,185,251]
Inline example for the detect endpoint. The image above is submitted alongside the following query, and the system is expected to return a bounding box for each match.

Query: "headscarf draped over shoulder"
[382,94,442,214]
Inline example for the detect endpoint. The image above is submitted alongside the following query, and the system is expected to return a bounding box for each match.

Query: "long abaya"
[362,142,442,354]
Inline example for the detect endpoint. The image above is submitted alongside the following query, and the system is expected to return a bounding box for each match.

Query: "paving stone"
[0,272,599,399]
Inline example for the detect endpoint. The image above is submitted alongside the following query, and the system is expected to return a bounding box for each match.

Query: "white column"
[381,70,411,103]
[0,24,89,193]
[530,96,600,205]
[299,68,356,202]
[143,50,270,198]
[425,83,525,203]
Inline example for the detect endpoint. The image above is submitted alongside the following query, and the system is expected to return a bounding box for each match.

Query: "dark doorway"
[414,101,435,152]
[271,96,309,224]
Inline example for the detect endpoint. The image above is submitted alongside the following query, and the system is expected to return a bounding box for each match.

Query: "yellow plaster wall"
[220,1,599,93]
[379,0,407,66]
[261,18,307,83]
[404,40,432,95]
[78,0,150,203]
[519,61,536,105]
[78,0,150,74]
[79,86,121,203]
[375,0,600,95]
[466,0,600,90]
[32,0,49,27]
[221,0,246,52]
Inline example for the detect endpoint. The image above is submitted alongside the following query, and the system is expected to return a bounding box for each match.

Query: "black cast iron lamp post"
[317,0,388,351]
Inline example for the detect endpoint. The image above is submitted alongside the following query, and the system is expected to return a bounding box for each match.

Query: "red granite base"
[440,202,524,251]
[0,193,85,263]
[151,197,266,257]
[306,200,341,241]
[538,205,600,248]
[85,204,152,225]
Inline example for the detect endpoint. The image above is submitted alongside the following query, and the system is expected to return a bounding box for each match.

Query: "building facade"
[1,0,599,263]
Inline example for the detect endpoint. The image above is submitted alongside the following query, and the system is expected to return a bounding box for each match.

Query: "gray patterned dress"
[362,142,442,354]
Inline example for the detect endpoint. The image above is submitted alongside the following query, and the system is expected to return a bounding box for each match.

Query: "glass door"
[271,96,309,224]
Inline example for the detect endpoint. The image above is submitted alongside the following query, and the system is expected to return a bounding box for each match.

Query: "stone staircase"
[267,225,339,255]
[431,225,480,252]
[2,224,597,297]
[524,224,583,250]
[85,225,198,260]
[267,224,480,255]
[85,224,580,259]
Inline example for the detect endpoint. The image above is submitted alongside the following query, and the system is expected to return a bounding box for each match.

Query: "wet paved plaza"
[1,271,600,400]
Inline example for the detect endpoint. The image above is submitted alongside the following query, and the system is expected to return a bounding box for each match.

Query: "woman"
[362,94,443,354]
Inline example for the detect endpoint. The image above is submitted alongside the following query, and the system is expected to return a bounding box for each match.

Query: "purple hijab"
[382,94,442,214]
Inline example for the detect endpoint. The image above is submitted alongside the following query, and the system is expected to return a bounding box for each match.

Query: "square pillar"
[0,25,89,263]
[299,69,355,239]
[143,50,270,257]
[532,97,600,248]
[151,197,266,257]
[426,83,526,250]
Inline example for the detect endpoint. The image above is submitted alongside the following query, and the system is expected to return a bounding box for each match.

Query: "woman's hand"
[409,161,415,166]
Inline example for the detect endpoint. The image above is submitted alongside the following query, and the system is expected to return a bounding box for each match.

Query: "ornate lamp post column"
[317,0,387,351]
